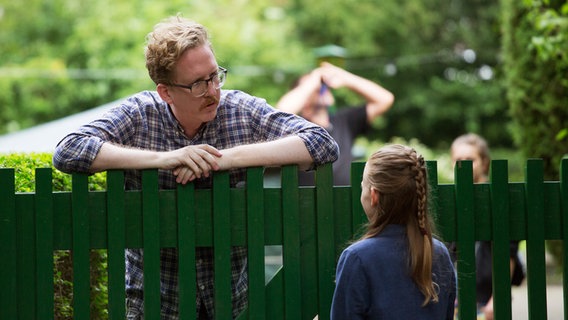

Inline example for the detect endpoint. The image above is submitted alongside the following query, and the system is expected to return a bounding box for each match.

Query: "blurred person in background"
[276,62,394,186]
[449,133,525,320]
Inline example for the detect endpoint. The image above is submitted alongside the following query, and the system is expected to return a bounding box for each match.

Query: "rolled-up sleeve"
[53,94,149,174]
[53,133,105,173]
[295,128,339,166]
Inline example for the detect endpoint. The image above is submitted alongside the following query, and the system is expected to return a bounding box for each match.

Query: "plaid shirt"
[53,90,339,319]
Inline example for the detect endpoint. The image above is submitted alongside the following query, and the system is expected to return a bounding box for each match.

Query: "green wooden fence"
[1,159,567,319]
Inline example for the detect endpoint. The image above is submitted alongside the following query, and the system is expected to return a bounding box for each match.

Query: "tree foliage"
[502,0,568,179]
[287,0,509,149]
[0,0,554,154]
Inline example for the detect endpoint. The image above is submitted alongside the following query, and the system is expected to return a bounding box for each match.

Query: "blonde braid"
[413,153,428,236]
[410,149,438,305]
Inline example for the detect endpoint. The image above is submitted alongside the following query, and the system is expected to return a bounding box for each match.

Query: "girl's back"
[331,224,456,320]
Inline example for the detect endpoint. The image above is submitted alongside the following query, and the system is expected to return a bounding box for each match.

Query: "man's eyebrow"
[191,68,218,82]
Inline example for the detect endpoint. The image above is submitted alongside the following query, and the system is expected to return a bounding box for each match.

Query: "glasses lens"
[191,68,226,97]
[192,80,208,97]
[216,69,226,88]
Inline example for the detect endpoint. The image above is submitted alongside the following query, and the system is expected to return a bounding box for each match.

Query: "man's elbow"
[321,140,340,164]
[52,144,92,174]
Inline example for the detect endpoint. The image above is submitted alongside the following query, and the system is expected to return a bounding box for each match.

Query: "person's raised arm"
[275,70,323,115]
[319,62,394,123]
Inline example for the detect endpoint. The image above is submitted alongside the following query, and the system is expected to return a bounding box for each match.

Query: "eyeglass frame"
[169,66,228,97]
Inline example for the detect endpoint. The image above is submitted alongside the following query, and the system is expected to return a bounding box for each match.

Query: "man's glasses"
[170,67,227,97]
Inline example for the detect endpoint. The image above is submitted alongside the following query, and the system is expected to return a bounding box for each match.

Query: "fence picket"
[282,165,301,319]
[107,170,126,320]
[561,159,568,316]
[0,169,17,319]
[525,159,548,319]
[245,167,265,319]
[35,168,54,318]
[454,160,476,320]
[142,170,161,318]
[315,164,334,320]
[349,162,365,240]
[177,181,197,320]
[489,160,513,320]
[213,171,232,320]
[71,173,91,319]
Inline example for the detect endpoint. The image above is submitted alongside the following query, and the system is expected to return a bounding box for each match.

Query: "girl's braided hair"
[361,144,438,306]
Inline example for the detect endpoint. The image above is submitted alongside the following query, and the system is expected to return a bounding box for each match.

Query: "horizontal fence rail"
[0,159,567,319]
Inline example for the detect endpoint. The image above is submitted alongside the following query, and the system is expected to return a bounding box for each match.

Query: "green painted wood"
[437,184,457,241]
[0,168,17,319]
[264,188,283,245]
[4,161,568,319]
[281,165,302,319]
[265,267,284,320]
[315,163,334,320]
[72,173,91,319]
[298,187,318,318]
[543,182,562,240]
[525,159,548,320]
[106,170,126,320]
[474,183,492,241]
[17,194,35,319]
[246,167,265,319]
[177,182,197,320]
[124,191,143,248]
[454,160,476,320]
[508,183,527,241]
[142,170,161,319]
[426,161,443,238]
[213,171,232,320]
[333,187,353,260]
[561,159,568,320]
[489,160,513,320]
[350,162,365,238]
[35,168,54,318]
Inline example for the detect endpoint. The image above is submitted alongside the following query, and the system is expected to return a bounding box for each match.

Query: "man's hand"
[166,144,222,184]
[318,62,351,89]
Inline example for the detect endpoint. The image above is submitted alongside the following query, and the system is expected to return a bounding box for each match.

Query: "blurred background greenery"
[0,0,566,182]
[0,1,566,316]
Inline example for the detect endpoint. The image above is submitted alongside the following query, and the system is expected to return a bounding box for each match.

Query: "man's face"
[166,45,221,132]
[451,143,486,183]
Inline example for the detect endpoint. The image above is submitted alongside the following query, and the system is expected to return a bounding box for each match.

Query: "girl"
[331,144,456,319]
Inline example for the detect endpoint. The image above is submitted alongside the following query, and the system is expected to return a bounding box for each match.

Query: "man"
[276,62,394,186]
[53,16,338,319]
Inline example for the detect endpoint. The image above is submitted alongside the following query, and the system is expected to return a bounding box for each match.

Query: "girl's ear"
[370,187,379,207]
[157,84,174,104]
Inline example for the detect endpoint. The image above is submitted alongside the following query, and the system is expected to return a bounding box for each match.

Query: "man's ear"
[370,187,379,207]
[157,84,173,104]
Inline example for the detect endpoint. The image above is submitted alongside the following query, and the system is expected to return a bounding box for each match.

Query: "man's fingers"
[199,144,222,157]
[188,148,219,173]
[174,167,196,184]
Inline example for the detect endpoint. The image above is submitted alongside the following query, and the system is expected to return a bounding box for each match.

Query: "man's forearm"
[219,136,313,171]
[89,143,164,173]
